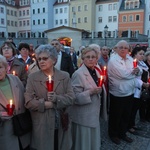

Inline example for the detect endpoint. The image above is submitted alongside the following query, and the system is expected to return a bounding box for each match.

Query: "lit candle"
[6,99,15,116]
[12,71,16,76]
[103,66,107,76]
[133,59,137,68]
[46,75,54,92]
[25,64,29,71]
[148,78,150,83]
[98,76,104,87]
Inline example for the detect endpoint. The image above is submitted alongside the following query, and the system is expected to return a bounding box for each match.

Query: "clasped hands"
[90,87,102,95]
[45,92,56,109]
[132,67,140,75]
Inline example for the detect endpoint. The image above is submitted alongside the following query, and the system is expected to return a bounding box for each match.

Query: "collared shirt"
[108,53,141,97]
[55,51,62,70]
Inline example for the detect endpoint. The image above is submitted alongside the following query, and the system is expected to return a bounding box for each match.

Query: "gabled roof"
[44,25,89,33]
[119,0,145,11]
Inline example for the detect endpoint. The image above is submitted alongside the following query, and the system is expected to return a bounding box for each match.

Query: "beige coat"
[0,74,30,150]
[24,68,75,150]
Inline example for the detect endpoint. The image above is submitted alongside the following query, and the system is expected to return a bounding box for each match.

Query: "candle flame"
[12,71,15,75]
[10,99,13,108]
[104,66,106,70]
[134,59,137,62]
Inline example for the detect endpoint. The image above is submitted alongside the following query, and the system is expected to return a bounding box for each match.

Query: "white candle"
[10,99,13,108]
[48,75,51,83]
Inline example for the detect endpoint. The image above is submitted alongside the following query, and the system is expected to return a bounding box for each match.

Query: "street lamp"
[104,25,108,46]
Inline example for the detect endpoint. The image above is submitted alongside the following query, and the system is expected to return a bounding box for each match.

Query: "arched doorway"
[57,37,72,46]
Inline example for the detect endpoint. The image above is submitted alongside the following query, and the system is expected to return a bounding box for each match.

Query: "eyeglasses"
[2,47,12,50]
[37,57,50,62]
[118,46,129,50]
[84,56,97,59]
[51,43,59,46]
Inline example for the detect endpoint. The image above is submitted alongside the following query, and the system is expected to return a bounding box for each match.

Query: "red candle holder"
[25,64,29,72]
[6,104,15,116]
[133,59,137,68]
[148,78,150,83]
[98,76,104,87]
[46,80,54,92]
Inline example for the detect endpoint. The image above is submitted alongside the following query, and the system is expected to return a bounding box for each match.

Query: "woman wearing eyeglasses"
[70,46,102,150]
[24,44,75,150]
[0,41,27,86]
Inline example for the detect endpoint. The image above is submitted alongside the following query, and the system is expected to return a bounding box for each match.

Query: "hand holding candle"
[25,64,29,71]
[6,99,15,116]
[133,59,137,68]
[46,75,54,92]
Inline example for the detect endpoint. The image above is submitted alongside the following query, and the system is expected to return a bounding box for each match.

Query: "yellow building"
[69,0,96,33]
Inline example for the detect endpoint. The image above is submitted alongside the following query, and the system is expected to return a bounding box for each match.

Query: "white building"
[53,0,70,28]
[30,0,55,38]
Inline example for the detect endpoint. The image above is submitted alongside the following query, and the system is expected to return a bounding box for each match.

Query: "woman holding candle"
[0,54,30,150]
[70,47,102,150]
[128,47,149,133]
[0,41,27,86]
[24,44,75,150]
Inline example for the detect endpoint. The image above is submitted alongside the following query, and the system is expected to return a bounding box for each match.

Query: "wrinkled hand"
[89,87,102,95]
[44,101,53,109]
[132,67,140,75]
[47,92,56,102]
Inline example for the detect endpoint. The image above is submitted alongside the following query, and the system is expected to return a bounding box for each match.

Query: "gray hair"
[0,54,8,69]
[35,44,58,61]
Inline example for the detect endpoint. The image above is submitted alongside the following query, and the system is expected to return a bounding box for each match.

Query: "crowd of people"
[0,38,150,150]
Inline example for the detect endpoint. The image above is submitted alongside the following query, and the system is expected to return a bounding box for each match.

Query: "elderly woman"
[24,44,75,150]
[0,54,30,150]
[70,46,102,150]
[0,41,27,86]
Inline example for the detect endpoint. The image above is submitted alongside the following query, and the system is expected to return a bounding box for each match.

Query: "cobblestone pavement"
[100,115,150,150]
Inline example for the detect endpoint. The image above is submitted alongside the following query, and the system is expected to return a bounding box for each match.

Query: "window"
[15,21,17,27]
[55,20,58,25]
[33,20,35,25]
[23,20,26,26]
[78,6,81,12]
[122,16,127,22]
[1,18,4,25]
[78,18,81,23]
[60,19,63,24]
[108,4,112,11]
[84,5,88,11]
[7,9,9,15]
[38,19,40,24]
[11,10,13,16]
[14,11,17,16]
[113,16,117,22]
[64,7,67,13]
[98,17,102,23]
[43,8,45,13]
[136,15,140,21]
[43,19,45,24]
[60,8,63,13]
[7,20,10,26]
[55,9,58,14]
[27,20,29,26]
[84,17,87,23]
[108,16,112,22]
[23,10,25,16]
[27,10,29,15]
[113,3,117,10]
[11,21,14,26]
[98,5,102,11]
[38,8,40,13]
[19,11,22,16]
[33,9,35,14]
[72,7,75,12]
[64,19,67,24]
[0,7,4,13]
[129,15,133,22]
[19,21,22,27]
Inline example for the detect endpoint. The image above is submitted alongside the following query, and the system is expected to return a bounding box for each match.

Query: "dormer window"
[124,0,140,9]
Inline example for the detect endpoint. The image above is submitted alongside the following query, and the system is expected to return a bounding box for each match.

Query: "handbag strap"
[0,103,7,111]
